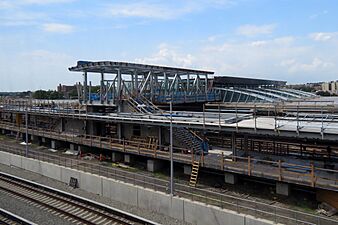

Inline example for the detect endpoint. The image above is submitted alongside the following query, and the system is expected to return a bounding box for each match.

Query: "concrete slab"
[79,172,102,196]
[10,154,22,168]
[61,167,80,184]
[170,197,185,221]
[109,180,138,206]
[138,188,170,215]
[102,178,111,198]
[23,158,41,173]
[183,199,245,225]
[0,151,11,166]
[40,161,61,181]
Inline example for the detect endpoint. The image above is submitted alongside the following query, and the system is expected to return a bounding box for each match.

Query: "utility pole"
[25,105,28,157]
[169,101,174,196]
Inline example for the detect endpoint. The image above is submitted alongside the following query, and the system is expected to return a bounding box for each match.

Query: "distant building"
[57,84,77,99]
[321,81,338,94]
[286,82,322,92]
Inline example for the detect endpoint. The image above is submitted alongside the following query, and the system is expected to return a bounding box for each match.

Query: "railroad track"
[0,172,159,225]
[0,208,36,225]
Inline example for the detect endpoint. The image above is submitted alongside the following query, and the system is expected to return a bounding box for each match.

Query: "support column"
[51,140,61,150]
[70,143,75,151]
[100,72,104,104]
[183,165,192,175]
[117,69,122,112]
[124,154,133,164]
[83,71,88,103]
[30,135,38,143]
[224,172,238,184]
[276,182,290,196]
[147,159,163,172]
[112,152,123,162]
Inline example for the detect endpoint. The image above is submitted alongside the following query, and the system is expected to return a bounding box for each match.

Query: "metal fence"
[0,144,336,225]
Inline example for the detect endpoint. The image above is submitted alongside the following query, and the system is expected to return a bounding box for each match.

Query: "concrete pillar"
[184,165,192,175]
[112,152,123,162]
[51,140,61,150]
[276,182,290,196]
[147,159,163,172]
[70,143,75,151]
[1,129,5,135]
[30,135,39,143]
[41,137,46,143]
[224,172,238,184]
[124,154,133,164]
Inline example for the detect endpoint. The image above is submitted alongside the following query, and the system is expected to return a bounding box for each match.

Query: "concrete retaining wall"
[0,151,274,225]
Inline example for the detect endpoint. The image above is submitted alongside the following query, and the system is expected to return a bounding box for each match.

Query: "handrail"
[0,143,336,225]
[0,121,337,190]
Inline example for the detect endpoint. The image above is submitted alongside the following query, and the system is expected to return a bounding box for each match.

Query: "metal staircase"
[126,95,161,114]
[189,160,200,187]
[173,127,205,154]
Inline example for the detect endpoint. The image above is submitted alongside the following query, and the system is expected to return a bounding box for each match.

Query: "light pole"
[169,101,174,196]
[25,104,28,157]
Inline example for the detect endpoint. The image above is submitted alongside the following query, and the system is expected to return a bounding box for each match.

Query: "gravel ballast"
[0,163,190,225]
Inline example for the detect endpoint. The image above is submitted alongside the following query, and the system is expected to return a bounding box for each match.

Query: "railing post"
[311,163,315,187]
[123,138,126,152]
[248,156,251,176]
[137,143,140,154]
[278,160,282,181]
[154,144,157,158]
[221,152,224,170]
[191,150,194,164]
[201,150,204,166]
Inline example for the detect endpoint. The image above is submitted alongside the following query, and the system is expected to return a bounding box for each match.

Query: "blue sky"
[0,0,338,91]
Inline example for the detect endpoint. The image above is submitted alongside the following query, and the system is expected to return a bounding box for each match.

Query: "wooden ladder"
[189,160,200,187]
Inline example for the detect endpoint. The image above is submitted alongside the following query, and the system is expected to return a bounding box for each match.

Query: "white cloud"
[309,10,328,19]
[280,58,334,73]
[0,11,44,26]
[21,0,74,4]
[135,44,194,68]
[42,23,74,33]
[236,24,276,37]
[249,41,267,47]
[136,35,338,83]
[309,32,338,41]
[105,1,235,20]
[0,0,74,7]
[0,49,76,91]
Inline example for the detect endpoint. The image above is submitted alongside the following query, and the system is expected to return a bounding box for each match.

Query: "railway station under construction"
[0,61,337,224]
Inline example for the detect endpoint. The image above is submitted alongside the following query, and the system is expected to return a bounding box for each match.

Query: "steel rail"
[0,172,159,225]
[0,208,37,225]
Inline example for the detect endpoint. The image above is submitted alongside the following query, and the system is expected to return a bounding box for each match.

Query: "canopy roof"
[69,61,214,75]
